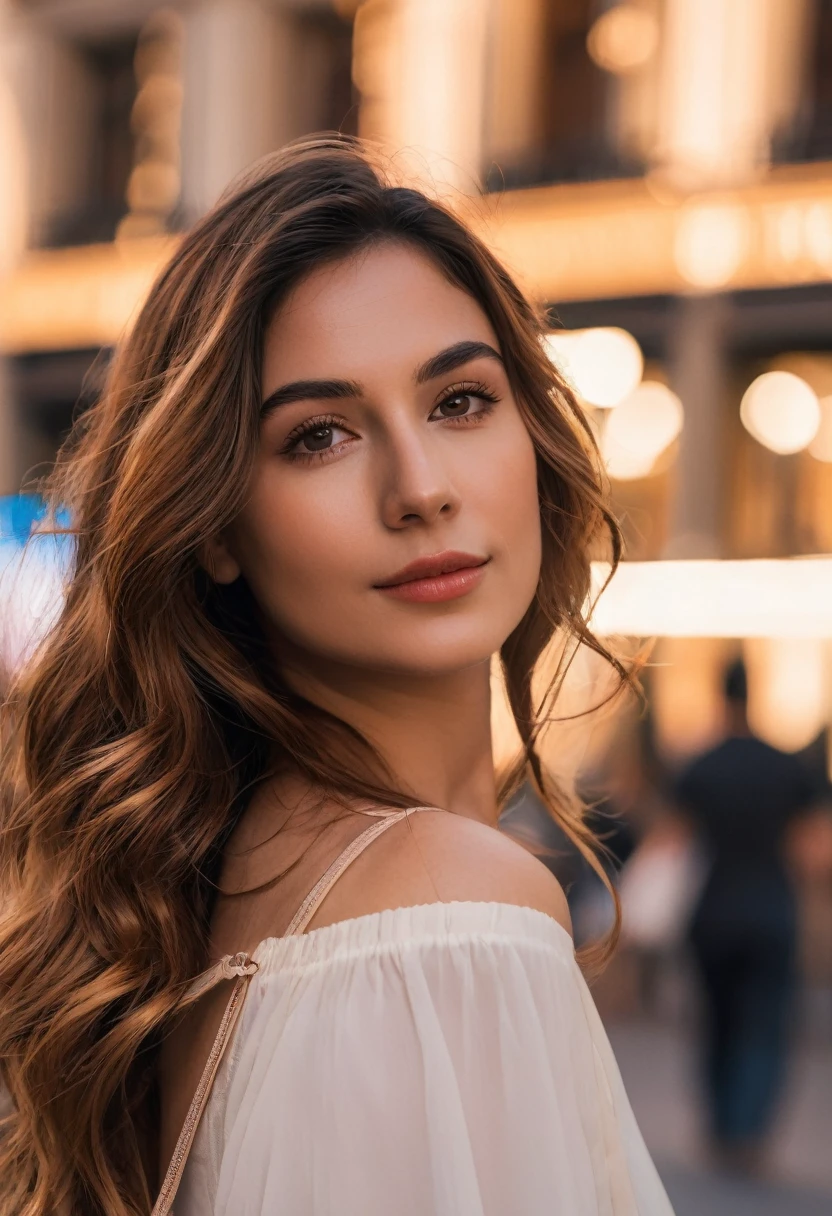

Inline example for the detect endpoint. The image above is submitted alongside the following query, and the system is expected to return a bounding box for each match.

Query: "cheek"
[227,414,542,667]
[478,419,541,585]
[230,466,369,621]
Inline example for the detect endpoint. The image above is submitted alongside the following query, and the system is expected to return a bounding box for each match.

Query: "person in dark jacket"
[675,658,823,1173]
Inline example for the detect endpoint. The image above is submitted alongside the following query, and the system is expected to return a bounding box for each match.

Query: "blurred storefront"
[0,0,831,766]
[1,3,831,1199]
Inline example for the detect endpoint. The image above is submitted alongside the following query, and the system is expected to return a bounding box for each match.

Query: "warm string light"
[588,559,832,640]
[601,382,684,480]
[545,329,683,480]
[547,335,829,478]
[544,327,643,409]
[745,638,830,754]
[740,370,820,455]
[674,201,750,289]
[587,3,660,75]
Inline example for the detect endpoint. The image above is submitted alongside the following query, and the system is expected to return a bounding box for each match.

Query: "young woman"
[0,137,673,1215]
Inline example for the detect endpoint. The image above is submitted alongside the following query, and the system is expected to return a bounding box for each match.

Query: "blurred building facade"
[0,0,831,767]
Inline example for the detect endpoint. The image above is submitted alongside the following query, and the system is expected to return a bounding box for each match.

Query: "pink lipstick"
[374,551,490,603]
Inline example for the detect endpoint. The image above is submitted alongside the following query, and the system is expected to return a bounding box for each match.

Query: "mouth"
[373,551,490,604]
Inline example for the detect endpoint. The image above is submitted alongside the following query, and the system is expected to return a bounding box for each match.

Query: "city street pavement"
[608,1017,832,1215]
[659,1162,832,1216]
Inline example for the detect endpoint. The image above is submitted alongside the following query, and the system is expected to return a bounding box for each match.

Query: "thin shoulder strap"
[284,804,435,936]
[152,805,436,1215]
[152,954,258,1216]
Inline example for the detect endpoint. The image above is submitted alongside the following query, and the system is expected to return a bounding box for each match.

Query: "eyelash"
[280,413,345,464]
[438,381,501,419]
[281,381,501,465]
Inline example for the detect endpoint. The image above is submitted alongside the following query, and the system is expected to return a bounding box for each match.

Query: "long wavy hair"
[0,136,629,1215]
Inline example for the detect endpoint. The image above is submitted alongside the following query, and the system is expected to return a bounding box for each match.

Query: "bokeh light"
[746,637,829,753]
[586,4,659,75]
[740,370,821,455]
[544,327,644,409]
[601,381,684,480]
[674,202,750,289]
[0,2,831,1203]
[588,558,832,639]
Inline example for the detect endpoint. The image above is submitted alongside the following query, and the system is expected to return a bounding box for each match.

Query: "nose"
[379,426,461,530]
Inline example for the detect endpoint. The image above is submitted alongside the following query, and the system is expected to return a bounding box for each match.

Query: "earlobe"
[197,534,242,585]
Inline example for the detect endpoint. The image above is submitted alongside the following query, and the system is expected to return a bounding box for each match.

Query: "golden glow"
[651,638,727,759]
[354,0,489,192]
[674,201,750,288]
[544,327,643,408]
[589,559,832,639]
[0,238,177,352]
[809,396,832,463]
[587,4,659,75]
[655,0,779,188]
[492,632,631,786]
[5,168,832,354]
[740,370,820,455]
[601,381,684,480]
[746,638,829,753]
[475,165,832,304]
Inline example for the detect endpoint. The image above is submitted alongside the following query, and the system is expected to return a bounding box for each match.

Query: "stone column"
[354,0,491,193]
[655,0,812,188]
[657,0,810,556]
[665,294,730,558]
[179,0,298,217]
[485,0,547,173]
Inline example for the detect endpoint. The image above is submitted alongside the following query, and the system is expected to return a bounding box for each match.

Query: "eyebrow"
[259,339,504,419]
[414,339,504,385]
[260,378,361,417]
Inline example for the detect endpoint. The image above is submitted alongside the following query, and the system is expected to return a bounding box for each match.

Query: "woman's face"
[212,241,541,678]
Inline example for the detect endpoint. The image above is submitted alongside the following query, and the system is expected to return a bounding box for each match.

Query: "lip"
[374,551,490,604]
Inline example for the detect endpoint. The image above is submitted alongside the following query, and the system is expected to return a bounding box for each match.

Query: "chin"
[354,618,517,677]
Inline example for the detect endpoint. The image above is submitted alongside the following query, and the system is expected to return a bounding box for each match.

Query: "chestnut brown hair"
[0,135,626,1214]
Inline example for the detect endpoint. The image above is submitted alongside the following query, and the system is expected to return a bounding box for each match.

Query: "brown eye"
[437,393,473,418]
[283,417,354,461]
[300,425,335,452]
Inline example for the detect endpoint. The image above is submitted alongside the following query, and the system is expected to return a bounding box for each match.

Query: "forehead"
[262,241,499,389]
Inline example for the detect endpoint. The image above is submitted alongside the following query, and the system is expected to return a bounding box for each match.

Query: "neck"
[279,650,499,826]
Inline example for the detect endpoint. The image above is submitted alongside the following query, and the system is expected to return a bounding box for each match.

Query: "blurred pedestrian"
[675,658,823,1174]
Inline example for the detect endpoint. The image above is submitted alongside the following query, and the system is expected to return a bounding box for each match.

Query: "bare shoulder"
[306,807,573,938]
[406,810,573,933]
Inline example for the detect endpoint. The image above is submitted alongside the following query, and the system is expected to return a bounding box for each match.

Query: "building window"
[803,0,832,160]
[773,0,832,164]
[292,8,359,137]
[485,0,644,191]
[43,36,138,247]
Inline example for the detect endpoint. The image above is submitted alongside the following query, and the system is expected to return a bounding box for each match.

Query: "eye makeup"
[278,379,502,465]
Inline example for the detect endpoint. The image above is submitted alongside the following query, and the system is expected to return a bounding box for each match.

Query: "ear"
[197,532,242,585]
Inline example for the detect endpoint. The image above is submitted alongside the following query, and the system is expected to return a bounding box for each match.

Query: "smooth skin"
[206,240,542,819]
[202,237,571,934]
[159,242,570,1173]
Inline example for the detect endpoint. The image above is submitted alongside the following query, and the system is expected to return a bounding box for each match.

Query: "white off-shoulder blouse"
[156,809,674,1215]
